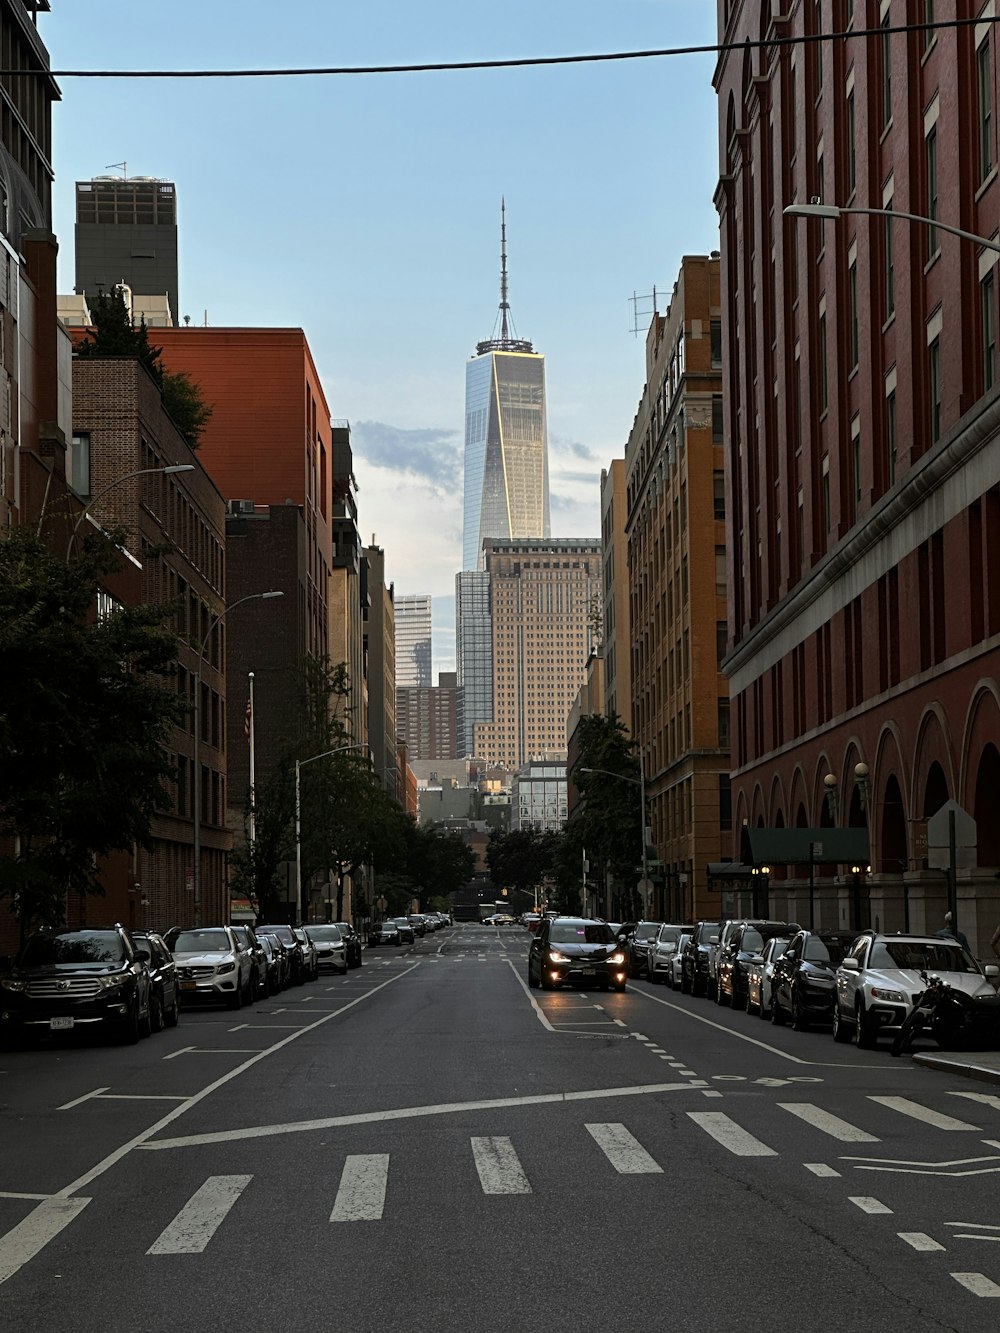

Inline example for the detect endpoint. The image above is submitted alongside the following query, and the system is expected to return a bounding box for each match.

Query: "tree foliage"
[0,527,185,937]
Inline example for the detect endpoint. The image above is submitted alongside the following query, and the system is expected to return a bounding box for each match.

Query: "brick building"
[715,2,1000,948]
[396,672,461,762]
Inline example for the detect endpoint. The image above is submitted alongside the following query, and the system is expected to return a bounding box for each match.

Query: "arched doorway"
[881,775,908,873]
[923,762,949,819]
[974,744,1000,866]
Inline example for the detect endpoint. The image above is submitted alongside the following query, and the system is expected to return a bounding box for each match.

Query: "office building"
[396,671,461,762]
[364,541,397,797]
[717,2,1000,948]
[474,538,602,771]
[511,761,567,833]
[74,174,179,324]
[395,593,432,686]
[330,421,369,745]
[462,204,549,570]
[455,569,492,756]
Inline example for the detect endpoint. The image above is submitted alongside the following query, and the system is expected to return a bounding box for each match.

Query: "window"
[880,3,892,130]
[885,371,898,486]
[715,545,727,597]
[712,395,724,442]
[710,319,722,366]
[925,106,939,257]
[713,470,726,520]
[923,0,935,53]
[716,620,727,666]
[848,245,859,369]
[883,175,895,321]
[929,335,942,443]
[718,700,730,750]
[851,415,862,523]
[979,30,994,185]
[818,305,829,413]
[846,80,856,193]
[822,454,831,534]
[983,267,997,391]
[69,431,91,497]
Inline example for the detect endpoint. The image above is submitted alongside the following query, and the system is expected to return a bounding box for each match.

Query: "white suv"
[832,931,999,1047]
[165,926,254,1010]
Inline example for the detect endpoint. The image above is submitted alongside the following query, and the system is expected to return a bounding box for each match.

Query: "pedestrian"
[935,910,971,953]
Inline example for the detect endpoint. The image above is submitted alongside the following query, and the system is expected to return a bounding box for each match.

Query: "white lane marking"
[612,1018,626,1027]
[471,1137,531,1194]
[687,1112,777,1157]
[0,1198,91,1284]
[702,1090,724,1098]
[951,1273,1000,1296]
[505,959,555,1032]
[869,1097,981,1132]
[899,1232,945,1252]
[142,1080,696,1150]
[950,1092,1000,1111]
[330,1155,389,1222]
[778,1103,880,1142]
[952,1234,1000,1243]
[635,988,817,1064]
[228,1024,248,1032]
[586,1123,662,1174]
[805,1163,841,1177]
[947,1221,1000,1231]
[849,1196,893,1215]
[630,1032,650,1040]
[0,1192,57,1202]
[147,1175,252,1254]
[162,1046,197,1060]
[58,1087,110,1111]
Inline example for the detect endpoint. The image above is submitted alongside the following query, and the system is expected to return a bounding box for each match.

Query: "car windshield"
[635,923,660,940]
[869,940,980,974]
[804,937,851,964]
[20,932,125,966]
[257,925,294,943]
[657,927,683,945]
[169,929,230,954]
[394,919,411,927]
[307,926,343,942]
[380,923,396,931]
[549,922,616,945]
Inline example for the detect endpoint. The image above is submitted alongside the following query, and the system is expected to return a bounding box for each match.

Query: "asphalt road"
[2,922,1000,1333]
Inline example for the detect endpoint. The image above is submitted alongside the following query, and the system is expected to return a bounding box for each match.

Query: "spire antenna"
[476,198,534,356]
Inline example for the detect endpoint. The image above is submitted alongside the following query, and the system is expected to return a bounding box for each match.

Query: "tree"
[403,822,476,909]
[486,827,554,905]
[566,713,645,919]
[161,369,214,449]
[228,759,295,921]
[0,527,185,938]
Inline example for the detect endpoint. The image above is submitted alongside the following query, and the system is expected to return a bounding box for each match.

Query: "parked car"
[522,914,542,933]
[0,925,153,1045]
[620,921,664,978]
[164,925,255,1009]
[744,936,790,1018]
[832,931,1000,1047]
[393,917,416,944]
[305,924,348,975]
[378,920,402,947]
[666,931,692,989]
[527,916,629,992]
[681,921,722,996]
[293,928,319,981]
[408,914,426,937]
[770,929,857,1029]
[332,922,364,967]
[230,924,268,999]
[257,934,286,993]
[644,924,691,985]
[716,920,795,1008]
[255,924,305,985]
[131,928,181,1030]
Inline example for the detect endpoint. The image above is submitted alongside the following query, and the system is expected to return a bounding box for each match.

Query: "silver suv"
[164,926,254,1010]
[832,931,999,1047]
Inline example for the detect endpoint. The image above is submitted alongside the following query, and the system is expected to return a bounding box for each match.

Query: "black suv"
[770,929,857,1030]
[681,921,722,996]
[0,925,153,1045]
[527,916,629,992]
[131,929,181,1031]
[715,920,796,1008]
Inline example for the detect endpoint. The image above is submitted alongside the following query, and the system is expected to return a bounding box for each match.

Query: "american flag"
[245,697,252,743]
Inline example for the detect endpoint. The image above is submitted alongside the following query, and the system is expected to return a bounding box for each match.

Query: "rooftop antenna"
[476,199,534,355]
[106,161,127,179]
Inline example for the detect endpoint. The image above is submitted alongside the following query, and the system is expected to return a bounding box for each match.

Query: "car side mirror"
[134,947,150,962]
[840,957,860,972]
[983,964,999,978]
[748,953,764,964]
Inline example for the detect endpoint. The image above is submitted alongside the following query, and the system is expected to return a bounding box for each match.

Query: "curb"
[912,1053,1000,1087]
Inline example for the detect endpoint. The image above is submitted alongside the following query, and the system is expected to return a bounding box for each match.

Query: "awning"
[706,862,755,883]
[740,826,870,866]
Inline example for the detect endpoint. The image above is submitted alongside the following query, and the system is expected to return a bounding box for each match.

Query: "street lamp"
[65,464,195,561]
[823,772,840,822]
[192,590,283,927]
[783,202,1000,254]
[295,742,371,927]
[577,764,649,917]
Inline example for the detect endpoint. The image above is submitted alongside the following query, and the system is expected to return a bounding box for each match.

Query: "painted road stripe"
[586,1123,662,1174]
[0,1198,90,1283]
[471,1137,531,1194]
[869,1097,981,1132]
[805,1163,841,1177]
[951,1273,1000,1297]
[899,1232,945,1251]
[778,1103,880,1142]
[687,1112,777,1157]
[147,1175,252,1254]
[849,1196,893,1215]
[57,1087,110,1111]
[950,1092,1000,1112]
[330,1155,389,1222]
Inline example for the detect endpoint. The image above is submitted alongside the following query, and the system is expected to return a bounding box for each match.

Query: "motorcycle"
[891,970,1000,1056]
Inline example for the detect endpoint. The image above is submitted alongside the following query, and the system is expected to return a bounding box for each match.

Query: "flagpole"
[248,671,256,851]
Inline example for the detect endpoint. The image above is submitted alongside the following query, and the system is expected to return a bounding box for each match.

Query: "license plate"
[579,967,595,975]
[181,979,197,990]
[50,1016,74,1030]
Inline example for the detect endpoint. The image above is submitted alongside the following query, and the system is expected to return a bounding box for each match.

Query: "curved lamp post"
[578,764,649,917]
[65,464,194,561]
[783,202,1000,254]
[192,590,283,926]
[295,742,371,926]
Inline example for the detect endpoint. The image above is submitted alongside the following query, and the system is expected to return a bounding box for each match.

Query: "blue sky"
[45,1,720,670]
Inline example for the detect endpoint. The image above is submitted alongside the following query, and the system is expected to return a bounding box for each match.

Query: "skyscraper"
[74,174,179,324]
[394,593,433,687]
[462,203,549,571]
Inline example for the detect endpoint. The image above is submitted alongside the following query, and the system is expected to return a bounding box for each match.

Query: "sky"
[45,1,721,671]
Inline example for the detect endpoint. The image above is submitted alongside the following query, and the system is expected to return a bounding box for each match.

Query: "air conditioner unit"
[228,499,255,515]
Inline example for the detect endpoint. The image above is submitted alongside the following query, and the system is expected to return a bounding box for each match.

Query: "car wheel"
[118,1000,141,1045]
[527,963,539,990]
[692,975,705,997]
[854,1001,877,1049]
[139,995,153,1039]
[790,986,810,1032]
[770,991,788,1026]
[715,979,730,1007]
[165,990,180,1027]
[150,992,165,1034]
[540,971,555,991]
[226,982,243,1011]
[832,1003,851,1043]
[339,965,348,976]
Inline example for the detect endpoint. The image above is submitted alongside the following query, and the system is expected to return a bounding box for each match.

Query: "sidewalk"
[913,1050,1000,1087]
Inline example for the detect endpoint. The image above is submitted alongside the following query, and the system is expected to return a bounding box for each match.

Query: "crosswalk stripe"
[869,1097,981,1132]
[951,1272,1000,1297]
[471,1136,532,1194]
[687,1112,777,1157]
[330,1155,389,1222]
[778,1103,880,1142]
[849,1196,893,1215]
[0,1197,91,1286]
[899,1232,945,1252]
[147,1175,251,1254]
[586,1123,663,1174]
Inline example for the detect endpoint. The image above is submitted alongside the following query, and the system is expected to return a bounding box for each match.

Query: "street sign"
[927,800,977,870]
[637,877,654,898]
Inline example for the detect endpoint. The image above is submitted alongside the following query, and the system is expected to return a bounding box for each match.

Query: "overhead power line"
[2,15,996,79]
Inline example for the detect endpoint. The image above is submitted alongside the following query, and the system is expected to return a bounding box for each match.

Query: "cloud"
[553,468,604,488]
[351,420,461,491]
[550,435,601,463]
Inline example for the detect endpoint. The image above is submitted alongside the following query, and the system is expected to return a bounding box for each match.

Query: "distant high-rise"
[462,202,549,571]
[74,174,179,324]
[394,594,432,687]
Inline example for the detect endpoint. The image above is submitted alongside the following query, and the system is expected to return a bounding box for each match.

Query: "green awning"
[740,826,870,866]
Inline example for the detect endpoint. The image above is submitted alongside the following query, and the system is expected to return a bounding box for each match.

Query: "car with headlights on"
[770,929,856,1030]
[744,936,790,1018]
[332,922,364,967]
[305,924,348,974]
[0,925,153,1045]
[164,926,254,1009]
[131,929,180,1031]
[644,924,691,985]
[527,917,629,992]
[832,931,1000,1047]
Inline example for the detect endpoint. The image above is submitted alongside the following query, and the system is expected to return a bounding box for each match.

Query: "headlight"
[96,973,130,990]
[0,978,25,992]
[609,951,626,965]
[217,962,236,974]
[870,987,905,1002]
[548,950,567,962]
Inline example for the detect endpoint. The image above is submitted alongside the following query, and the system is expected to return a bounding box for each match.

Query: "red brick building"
[716,2,1000,950]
